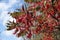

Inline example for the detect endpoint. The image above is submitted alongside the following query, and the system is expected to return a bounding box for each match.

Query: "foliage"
[7,0,60,40]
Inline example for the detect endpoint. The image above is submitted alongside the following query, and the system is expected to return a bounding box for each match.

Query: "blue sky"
[0,0,25,40]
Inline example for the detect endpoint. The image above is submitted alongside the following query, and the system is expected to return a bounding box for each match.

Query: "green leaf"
[36,6,40,11]
[7,21,16,30]
[10,12,25,18]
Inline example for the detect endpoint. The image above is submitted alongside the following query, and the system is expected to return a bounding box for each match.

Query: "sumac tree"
[7,0,60,40]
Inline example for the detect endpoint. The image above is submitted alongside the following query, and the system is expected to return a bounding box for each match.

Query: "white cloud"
[9,0,18,5]
[1,29,15,36]
[0,3,9,10]
[0,0,19,26]
[0,0,24,40]
[0,11,15,26]
[1,29,24,40]
[0,0,19,11]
